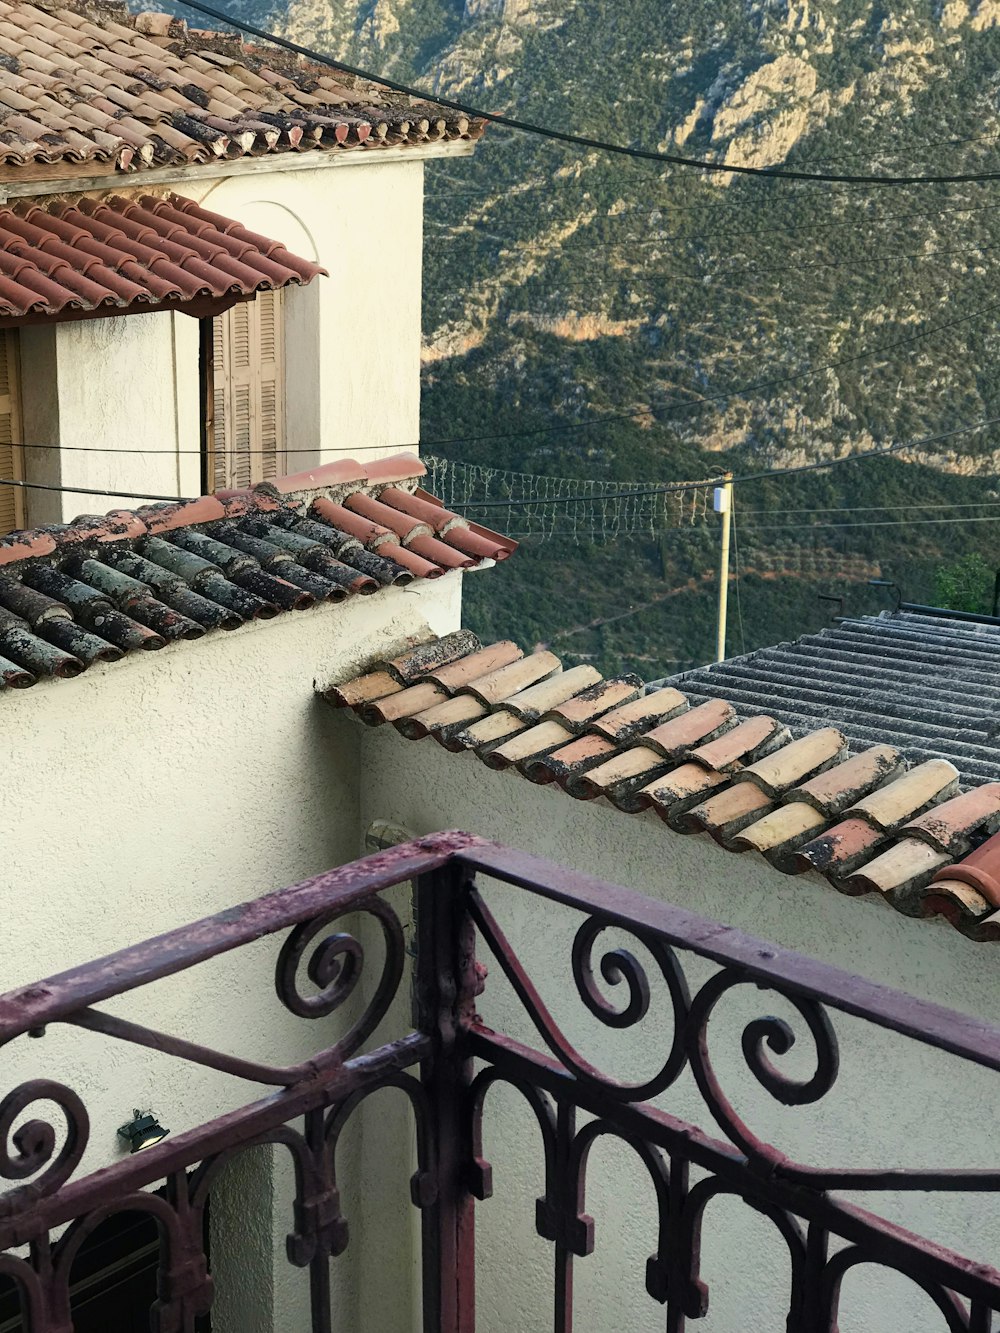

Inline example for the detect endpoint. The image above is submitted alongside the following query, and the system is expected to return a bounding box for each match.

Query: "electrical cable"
[743,499,1000,515]
[6,414,993,511]
[0,477,195,502]
[175,0,1000,187]
[744,513,1000,531]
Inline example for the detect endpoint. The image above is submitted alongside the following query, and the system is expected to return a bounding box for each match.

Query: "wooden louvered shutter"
[0,331,24,536]
[205,290,284,491]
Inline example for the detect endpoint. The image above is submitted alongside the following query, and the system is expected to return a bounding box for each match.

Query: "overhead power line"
[0,477,193,502]
[3,416,995,524]
[176,0,1000,187]
[744,513,1000,531]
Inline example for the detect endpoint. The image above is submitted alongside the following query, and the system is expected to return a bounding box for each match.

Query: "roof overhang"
[0,193,326,328]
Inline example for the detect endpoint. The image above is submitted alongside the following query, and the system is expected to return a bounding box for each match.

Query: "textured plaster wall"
[356,727,1000,1333]
[0,576,460,1332]
[19,311,200,525]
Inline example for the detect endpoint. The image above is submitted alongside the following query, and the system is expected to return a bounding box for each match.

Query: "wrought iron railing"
[1,831,999,1331]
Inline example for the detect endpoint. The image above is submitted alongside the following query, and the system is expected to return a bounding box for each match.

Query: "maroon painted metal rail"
[0,831,998,1330]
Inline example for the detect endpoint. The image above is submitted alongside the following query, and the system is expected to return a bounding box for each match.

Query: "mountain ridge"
[271,0,1000,670]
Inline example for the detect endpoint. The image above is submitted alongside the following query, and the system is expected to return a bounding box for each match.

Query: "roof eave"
[0,139,480,205]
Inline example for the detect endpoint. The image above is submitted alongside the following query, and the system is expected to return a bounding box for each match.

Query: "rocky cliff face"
[270,0,1000,667]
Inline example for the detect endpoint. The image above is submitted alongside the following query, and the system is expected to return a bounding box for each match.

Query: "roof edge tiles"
[0,193,325,326]
[0,454,515,693]
[0,0,486,177]
[327,633,1000,944]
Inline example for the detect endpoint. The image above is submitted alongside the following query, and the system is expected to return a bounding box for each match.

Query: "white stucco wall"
[190,159,426,469]
[20,311,200,526]
[355,728,1000,1332]
[0,575,461,1332]
[16,152,434,522]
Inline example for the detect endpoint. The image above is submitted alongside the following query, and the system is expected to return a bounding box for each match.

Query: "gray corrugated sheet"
[661,610,1000,788]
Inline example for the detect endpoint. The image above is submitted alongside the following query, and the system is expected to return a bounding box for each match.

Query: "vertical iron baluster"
[416,860,478,1333]
[305,1108,332,1333]
[800,1223,830,1333]
[32,1231,70,1333]
[162,1168,206,1333]
[969,1300,994,1333]
[552,1100,577,1333]
[665,1156,689,1333]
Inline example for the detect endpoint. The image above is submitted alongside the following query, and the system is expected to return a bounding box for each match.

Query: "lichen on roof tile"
[0,454,514,695]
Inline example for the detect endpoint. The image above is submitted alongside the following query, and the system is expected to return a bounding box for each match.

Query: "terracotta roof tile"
[733,726,847,799]
[445,668,604,755]
[901,783,1000,856]
[326,633,1000,942]
[0,0,483,174]
[844,758,960,831]
[930,829,1000,910]
[0,192,324,323]
[792,816,886,879]
[548,674,644,731]
[839,840,952,901]
[400,652,560,742]
[483,719,576,772]
[589,686,688,742]
[683,782,775,843]
[681,712,789,775]
[729,802,826,856]
[0,455,514,693]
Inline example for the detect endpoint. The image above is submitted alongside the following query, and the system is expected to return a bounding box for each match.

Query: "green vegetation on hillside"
[278,0,1000,671]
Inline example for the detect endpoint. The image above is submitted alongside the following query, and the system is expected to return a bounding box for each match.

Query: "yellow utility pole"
[714,473,733,662]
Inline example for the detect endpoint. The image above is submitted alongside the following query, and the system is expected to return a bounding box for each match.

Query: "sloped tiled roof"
[663,610,1000,788]
[0,192,325,323]
[0,0,483,174]
[328,632,1000,942]
[0,453,514,688]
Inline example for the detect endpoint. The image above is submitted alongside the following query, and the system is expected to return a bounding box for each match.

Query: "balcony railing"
[1,831,999,1331]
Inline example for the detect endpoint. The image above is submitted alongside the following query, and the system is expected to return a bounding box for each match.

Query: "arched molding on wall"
[197,182,321,263]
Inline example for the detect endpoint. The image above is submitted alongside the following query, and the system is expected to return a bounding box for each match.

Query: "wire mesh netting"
[424,456,717,542]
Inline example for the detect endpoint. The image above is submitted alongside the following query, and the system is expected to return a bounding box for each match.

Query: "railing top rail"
[5,827,998,1075]
[457,840,1000,1074]
[0,831,482,1044]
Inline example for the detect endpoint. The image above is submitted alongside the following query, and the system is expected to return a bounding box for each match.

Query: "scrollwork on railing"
[685,967,839,1171]
[275,897,405,1061]
[0,1079,88,1212]
[469,889,690,1101]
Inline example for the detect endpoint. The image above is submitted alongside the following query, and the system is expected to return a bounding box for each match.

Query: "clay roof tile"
[327,629,1000,943]
[0,192,325,322]
[930,828,1000,910]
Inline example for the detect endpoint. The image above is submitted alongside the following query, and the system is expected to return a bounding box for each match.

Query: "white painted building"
[1,5,999,1333]
[0,2,483,532]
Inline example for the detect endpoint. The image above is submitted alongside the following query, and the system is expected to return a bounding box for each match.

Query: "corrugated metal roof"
[662,611,1000,788]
